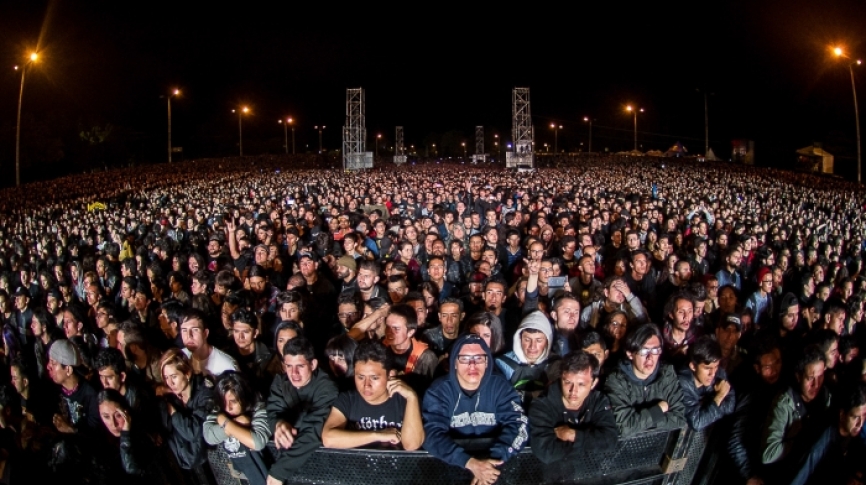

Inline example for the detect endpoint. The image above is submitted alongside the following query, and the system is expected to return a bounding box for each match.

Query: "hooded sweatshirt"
[422,334,529,468]
[495,311,553,389]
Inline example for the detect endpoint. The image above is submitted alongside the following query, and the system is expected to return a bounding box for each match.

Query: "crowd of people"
[0,154,864,485]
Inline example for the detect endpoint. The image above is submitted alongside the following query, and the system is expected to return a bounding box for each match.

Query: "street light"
[167,89,179,163]
[833,47,863,183]
[232,106,249,156]
[14,51,38,186]
[376,133,382,158]
[278,117,295,154]
[432,143,437,157]
[314,125,326,154]
[550,123,562,153]
[461,142,467,158]
[626,105,644,151]
[583,117,593,153]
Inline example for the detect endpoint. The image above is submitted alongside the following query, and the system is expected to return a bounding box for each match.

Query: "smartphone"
[548,276,567,289]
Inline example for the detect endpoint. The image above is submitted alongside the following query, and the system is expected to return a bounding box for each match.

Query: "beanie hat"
[49,339,81,367]
[337,255,357,273]
[756,267,772,285]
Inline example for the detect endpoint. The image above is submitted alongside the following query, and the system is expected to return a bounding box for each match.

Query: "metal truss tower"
[507,87,534,169]
[343,88,371,170]
[471,125,488,164]
[394,126,406,165]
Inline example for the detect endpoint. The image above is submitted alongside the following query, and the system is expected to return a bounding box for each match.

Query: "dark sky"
[1,1,865,176]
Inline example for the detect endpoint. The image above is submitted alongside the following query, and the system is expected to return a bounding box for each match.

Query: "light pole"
[167,89,179,163]
[494,134,500,161]
[583,117,593,153]
[14,52,38,186]
[626,106,644,151]
[461,142,466,158]
[432,143,436,157]
[550,123,562,153]
[278,117,294,154]
[314,125,326,154]
[834,47,863,183]
[232,107,249,156]
[376,134,382,158]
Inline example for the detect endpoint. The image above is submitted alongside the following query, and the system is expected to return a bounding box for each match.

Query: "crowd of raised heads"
[0,154,865,485]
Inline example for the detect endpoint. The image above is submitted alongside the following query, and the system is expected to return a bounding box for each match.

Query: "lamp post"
[461,142,466,158]
[550,123,562,153]
[494,134,500,161]
[314,125,326,154]
[626,106,644,151]
[232,106,249,156]
[278,117,294,154]
[432,143,436,157]
[376,134,382,158]
[167,89,179,163]
[14,52,38,186]
[834,47,863,183]
[583,117,593,153]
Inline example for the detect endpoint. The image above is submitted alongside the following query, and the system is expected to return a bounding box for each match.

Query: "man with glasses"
[605,323,685,437]
[745,267,775,327]
[423,334,528,485]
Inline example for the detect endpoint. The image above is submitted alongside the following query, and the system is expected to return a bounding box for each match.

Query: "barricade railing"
[207,426,712,485]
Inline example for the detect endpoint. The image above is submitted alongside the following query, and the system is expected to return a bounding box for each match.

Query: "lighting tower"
[342,88,370,170]
[508,87,534,169]
[394,126,406,165]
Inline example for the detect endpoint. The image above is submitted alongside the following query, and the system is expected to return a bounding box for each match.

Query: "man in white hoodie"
[494,311,554,410]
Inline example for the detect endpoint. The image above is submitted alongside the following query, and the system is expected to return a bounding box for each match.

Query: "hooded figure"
[495,311,554,407]
[422,334,528,471]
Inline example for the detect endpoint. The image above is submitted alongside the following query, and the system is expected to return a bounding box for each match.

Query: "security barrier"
[208,426,712,485]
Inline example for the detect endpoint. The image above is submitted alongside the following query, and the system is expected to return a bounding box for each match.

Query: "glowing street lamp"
[232,106,250,156]
[376,133,382,158]
[626,105,644,151]
[833,46,863,182]
[14,51,39,186]
[550,123,562,153]
[166,89,180,163]
[279,117,295,154]
[461,142,466,158]
[314,125,326,154]
[583,117,593,153]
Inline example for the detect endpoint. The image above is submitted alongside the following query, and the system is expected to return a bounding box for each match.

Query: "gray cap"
[49,339,81,367]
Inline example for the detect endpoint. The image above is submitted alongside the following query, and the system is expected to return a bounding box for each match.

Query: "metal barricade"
[206,426,715,485]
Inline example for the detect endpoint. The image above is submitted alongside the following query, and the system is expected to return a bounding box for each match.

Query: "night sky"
[1,1,865,181]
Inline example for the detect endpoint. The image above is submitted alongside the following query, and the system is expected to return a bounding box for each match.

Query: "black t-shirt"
[332,389,406,448]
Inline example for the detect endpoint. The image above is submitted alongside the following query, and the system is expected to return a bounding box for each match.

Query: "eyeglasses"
[456,355,487,365]
[337,312,358,318]
[637,347,662,357]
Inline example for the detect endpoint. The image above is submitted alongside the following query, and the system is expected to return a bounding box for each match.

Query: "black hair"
[439,297,464,314]
[461,311,505,354]
[325,334,358,377]
[387,304,419,331]
[282,335,315,362]
[559,350,600,379]
[161,300,185,325]
[352,338,393,372]
[623,323,663,354]
[231,308,258,328]
[97,388,131,412]
[839,383,866,413]
[276,290,306,315]
[215,372,258,415]
[577,330,608,352]
[795,344,827,375]
[94,347,127,376]
[688,336,722,366]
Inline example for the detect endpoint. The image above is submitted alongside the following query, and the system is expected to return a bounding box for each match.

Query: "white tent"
[706,148,721,161]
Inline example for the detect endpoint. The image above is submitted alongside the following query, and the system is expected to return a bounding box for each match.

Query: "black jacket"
[265,368,338,481]
[159,374,216,469]
[677,367,736,431]
[529,381,618,464]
